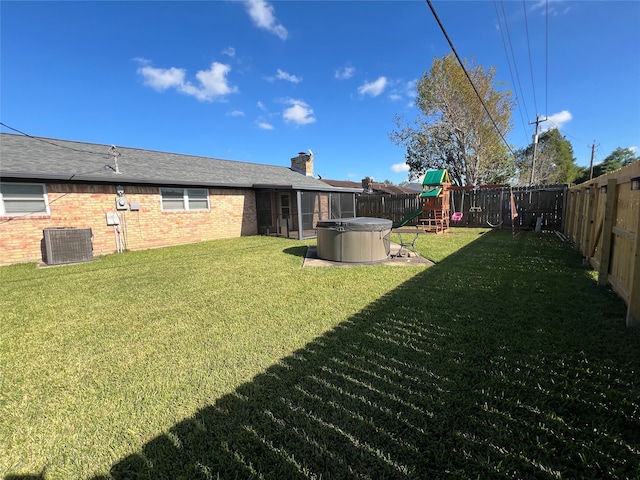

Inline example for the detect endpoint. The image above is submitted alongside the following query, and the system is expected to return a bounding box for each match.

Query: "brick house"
[0,134,358,265]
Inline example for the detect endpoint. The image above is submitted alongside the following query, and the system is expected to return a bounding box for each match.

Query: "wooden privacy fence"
[356,193,421,226]
[356,185,567,230]
[565,161,640,327]
[449,184,567,230]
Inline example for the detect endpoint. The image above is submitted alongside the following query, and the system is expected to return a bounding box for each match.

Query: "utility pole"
[589,142,596,180]
[529,114,547,186]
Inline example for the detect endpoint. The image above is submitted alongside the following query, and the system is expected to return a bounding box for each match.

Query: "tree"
[390,54,515,186]
[514,128,579,185]
[594,147,639,177]
[574,147,639,183]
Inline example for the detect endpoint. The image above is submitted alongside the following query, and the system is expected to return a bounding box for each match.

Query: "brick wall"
[0,183,257,265]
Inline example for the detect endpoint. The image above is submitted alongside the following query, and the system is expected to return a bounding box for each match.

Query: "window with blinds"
[160,188,209,211]
[0,183,49,216]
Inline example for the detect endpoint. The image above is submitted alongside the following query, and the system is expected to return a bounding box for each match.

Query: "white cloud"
[258,122,274,130]
[276,69,302,84]
[358,77,388,97]
[137,60,238,102]
[257,101,266,111]
[243,0,288,40]
[283,99,316,125]
[335,66,355,80]
[388,79,417,103]
[629,146,638,154]
[532,0,571,16]
[181,63,238,101]
[138,64,185,91]
[222,47,236,57]
[391,162,410,173]
[540,110,572,132]
[229,110,245,117]
[405,79,418,95]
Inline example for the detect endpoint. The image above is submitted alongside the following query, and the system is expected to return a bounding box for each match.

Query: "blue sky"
[1,0,638,183]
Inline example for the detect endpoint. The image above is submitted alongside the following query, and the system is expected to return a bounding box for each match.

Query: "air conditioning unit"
[43,228,93,265]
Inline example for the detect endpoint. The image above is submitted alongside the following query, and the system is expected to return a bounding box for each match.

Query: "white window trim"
[159,187,210,212]
[0,182,50,216]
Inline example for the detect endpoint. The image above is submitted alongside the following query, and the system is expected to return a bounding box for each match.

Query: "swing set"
[450,185,482,222]
[451,191,463,221]
[449,184,520,233]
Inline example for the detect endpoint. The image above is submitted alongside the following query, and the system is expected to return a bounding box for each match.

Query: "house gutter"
[0,172,362,193]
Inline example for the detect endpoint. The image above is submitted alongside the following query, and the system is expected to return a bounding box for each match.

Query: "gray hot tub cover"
[316,217,392,232]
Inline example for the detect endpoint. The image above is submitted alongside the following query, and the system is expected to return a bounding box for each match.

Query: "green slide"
[392,207,423,229]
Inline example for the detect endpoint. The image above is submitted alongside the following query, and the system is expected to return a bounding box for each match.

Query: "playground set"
[390,170,522,256]
[391,169,451,256]
[392,169,451,232]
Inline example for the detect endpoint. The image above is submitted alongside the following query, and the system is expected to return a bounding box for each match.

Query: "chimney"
[291,152,314,177]
[362,176,373,193]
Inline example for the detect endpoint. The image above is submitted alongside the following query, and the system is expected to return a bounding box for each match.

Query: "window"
[0,183,49,216]
[160,188,209,211]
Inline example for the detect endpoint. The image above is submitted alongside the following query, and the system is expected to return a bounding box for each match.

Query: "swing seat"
[451,212,463,222]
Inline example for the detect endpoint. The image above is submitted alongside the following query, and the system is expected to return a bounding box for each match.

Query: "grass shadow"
[92,231,639,479]
[282,245,309,259]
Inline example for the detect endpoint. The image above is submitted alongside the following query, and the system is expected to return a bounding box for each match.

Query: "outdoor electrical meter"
[115,196,129,210]
[106,211,120,226]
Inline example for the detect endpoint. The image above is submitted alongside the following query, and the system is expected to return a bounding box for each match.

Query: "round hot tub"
[316,217,392,263]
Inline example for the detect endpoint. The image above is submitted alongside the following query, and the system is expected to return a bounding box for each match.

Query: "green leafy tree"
[574,147,639,183]
[594,147,639,177]
[390,54,515,186]
[514,128,579,185]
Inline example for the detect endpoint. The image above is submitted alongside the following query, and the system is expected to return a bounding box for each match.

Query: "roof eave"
[0,172,255,189]
[253,183,361,193]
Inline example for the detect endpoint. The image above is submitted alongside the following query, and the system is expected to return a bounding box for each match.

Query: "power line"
[0,162,113,225]
[545,0,549,117]
[499,0,531,122]
[494,0,528,141]
[544,118,591,148]
[0,122,108,157]
[425,0,515,157]
[522,0,540,115]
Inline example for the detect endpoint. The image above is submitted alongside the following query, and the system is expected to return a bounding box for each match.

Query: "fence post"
[597,179,618,287]
[581,186,595,257]
[571,191,581,243]
[560,184,569,233]
[574,190,585,252]
[627,199,640,327]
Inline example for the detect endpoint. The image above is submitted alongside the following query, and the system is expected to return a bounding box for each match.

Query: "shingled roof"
[0,133,349,192]
[322,178,419,195]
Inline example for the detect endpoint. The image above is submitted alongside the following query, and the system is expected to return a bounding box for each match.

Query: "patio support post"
[297,191,303,240]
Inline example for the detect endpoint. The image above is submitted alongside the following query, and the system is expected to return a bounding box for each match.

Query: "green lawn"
[2,228,639,479]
